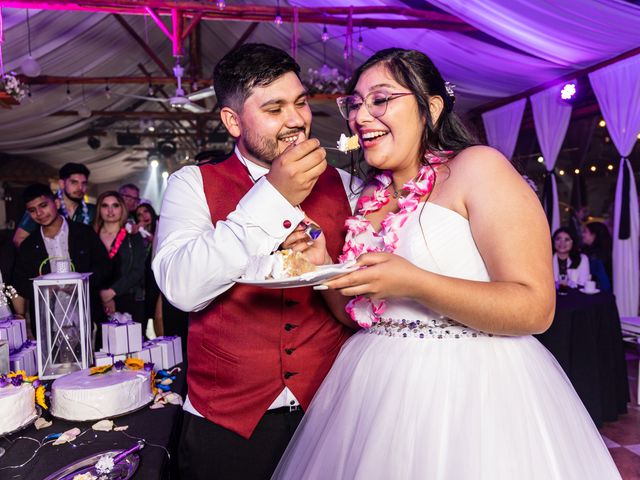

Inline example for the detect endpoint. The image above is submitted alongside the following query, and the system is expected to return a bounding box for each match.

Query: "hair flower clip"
[444,81,456,98]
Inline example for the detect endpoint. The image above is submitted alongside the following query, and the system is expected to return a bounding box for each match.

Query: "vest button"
[284,371,298,379]
[283,219,292,228]
[284,299,298,307]
[284,323,297,331]
[285,348,295,355]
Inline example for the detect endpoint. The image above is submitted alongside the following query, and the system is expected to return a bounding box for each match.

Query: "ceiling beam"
[470,45,640,116]
[51,110,215,120]
[2,2,476,31]
[17,75,212,85]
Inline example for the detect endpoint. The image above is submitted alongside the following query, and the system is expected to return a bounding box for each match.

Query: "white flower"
[0,72,26,102]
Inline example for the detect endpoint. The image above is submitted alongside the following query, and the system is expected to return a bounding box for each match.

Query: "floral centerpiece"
[303,65,349,96]
[0,72,26,102]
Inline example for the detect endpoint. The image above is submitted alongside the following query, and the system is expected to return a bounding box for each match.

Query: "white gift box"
[159,336,183,366]
[0,318,27,353]
[101,319,142,355]
[0,340,9,374]
[137,341,165,370]
[94,351,127,367]
[10,341,37,376]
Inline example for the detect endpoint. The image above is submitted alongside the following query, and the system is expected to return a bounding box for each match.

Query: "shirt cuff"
[238,177,304,238]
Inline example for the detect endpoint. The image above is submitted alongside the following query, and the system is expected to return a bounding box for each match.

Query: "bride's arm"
[324,146,555,336]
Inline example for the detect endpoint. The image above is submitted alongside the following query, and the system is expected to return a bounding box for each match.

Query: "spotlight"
[574,168,580,174]
[558,169,565,176]
[598,119,606,128]
[150,159,159,168]
[87,136,101,150]
[560,82,576,101]
[158,140,177,157]
[147,150,160,167]
[537,156,544,163]
[161,171,169,179]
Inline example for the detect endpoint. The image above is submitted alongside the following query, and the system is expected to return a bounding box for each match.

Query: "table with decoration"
[535,289,629,427]
[0,365,185,479]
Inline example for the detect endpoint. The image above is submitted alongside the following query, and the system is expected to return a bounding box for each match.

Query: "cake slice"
[337,133,360,153]
[245,250,317,280]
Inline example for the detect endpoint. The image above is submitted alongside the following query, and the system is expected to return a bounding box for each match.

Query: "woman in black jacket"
[94,191,147,323]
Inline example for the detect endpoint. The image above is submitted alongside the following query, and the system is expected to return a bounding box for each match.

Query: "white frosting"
[245,252,288,280]
[51,368,154,421]
[0,383,37,434]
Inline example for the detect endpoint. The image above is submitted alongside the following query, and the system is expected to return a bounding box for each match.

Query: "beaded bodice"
[361,202,491,338]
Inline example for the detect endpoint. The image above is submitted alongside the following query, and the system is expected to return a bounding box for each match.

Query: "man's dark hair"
[118,183,140,193]
[59,162,90,180]
[23,183,56,204]
[213,43,301,112]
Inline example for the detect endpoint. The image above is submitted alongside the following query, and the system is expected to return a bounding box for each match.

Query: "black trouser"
[179,409,303,480]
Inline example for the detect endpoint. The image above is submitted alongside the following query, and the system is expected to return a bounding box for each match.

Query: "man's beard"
[243,127,308,165]
[64,188,83,203]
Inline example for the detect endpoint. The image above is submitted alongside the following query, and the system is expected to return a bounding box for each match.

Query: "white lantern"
[33,262,92,380]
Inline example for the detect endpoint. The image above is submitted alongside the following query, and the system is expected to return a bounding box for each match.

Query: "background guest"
[94,191,146,323]
[552,227,590,287]
[13,163,96,247]
[136,203,162,336]
[581,221,612,292]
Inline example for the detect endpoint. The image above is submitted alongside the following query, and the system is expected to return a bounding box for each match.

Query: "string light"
[537,156,544,163]
[357,28,364,51]
[216,0,226,10]
[274,0,283,25]
[321,25,329,42]
[574,168,580,174]
[590,165,596,172]
[66,83,72,102]
[598,119,606,128]
[104,84,111,99]
[558,169,565,176]
[607,164,614,170]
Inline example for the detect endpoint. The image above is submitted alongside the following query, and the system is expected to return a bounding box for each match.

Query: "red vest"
[188,153,353,438]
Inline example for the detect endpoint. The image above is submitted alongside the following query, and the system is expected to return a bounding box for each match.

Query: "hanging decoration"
[274,0,283,26]
[344,6,354,76]
[20,10,42,78]
[290,7,299,61]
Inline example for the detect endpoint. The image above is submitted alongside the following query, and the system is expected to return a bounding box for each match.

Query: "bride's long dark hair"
[345,48,478,183]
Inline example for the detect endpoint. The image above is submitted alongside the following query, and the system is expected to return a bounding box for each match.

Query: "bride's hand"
[324,252,418,300]
[280,217,331,266]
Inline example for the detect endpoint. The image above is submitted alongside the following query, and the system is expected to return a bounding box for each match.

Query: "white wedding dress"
[273,203,621,480]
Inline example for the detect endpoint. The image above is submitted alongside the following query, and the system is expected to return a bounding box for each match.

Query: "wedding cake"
[51,367,154,421]
[0,383,37,434]
[245,249,317,280]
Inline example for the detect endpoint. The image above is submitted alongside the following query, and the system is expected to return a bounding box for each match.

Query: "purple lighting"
[560,83,576,100]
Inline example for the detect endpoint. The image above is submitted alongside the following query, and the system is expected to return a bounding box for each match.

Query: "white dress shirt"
[153,147,360,417]
[42,217,70,262]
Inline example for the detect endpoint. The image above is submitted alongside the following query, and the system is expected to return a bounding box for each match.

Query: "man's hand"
[265,139,327,206]
[281,218,331,266]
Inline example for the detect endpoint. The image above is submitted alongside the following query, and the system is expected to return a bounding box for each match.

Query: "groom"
[153,43,357,479]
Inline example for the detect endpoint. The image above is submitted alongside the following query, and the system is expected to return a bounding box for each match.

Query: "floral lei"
[338,153,445,328]
[57,189,90,225]
[108,227,128,260]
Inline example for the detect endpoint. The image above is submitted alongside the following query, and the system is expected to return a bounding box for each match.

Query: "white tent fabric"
[589,55,640,316]
[481,98,526,159]
[530,84,574,233]
[0,1,639,185]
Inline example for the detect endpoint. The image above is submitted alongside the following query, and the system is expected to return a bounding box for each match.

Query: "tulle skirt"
[272,329,621,479]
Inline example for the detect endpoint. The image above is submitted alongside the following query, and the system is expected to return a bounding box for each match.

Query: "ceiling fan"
[118,62,215,113]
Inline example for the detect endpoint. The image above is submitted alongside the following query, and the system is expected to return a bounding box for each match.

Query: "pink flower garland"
[108,227,127,260]
[339,154,444,328]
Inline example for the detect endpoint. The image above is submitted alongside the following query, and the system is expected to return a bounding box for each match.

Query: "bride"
[274,48,620,479]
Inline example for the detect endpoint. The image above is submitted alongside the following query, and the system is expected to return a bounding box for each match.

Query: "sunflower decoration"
[150,369,158,395]
[35,384,48,410]
[90,364,113,376]
[125,358,144,371]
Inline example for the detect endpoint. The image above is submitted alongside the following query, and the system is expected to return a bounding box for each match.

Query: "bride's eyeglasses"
[336,92,414,120]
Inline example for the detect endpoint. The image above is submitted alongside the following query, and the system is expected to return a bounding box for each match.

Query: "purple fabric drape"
[530,84,574,233]
[481,98,526,160]
[589,55,640,317]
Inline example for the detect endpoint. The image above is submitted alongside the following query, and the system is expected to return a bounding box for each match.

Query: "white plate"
[579,288,600,295]
[235,261,358,289]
